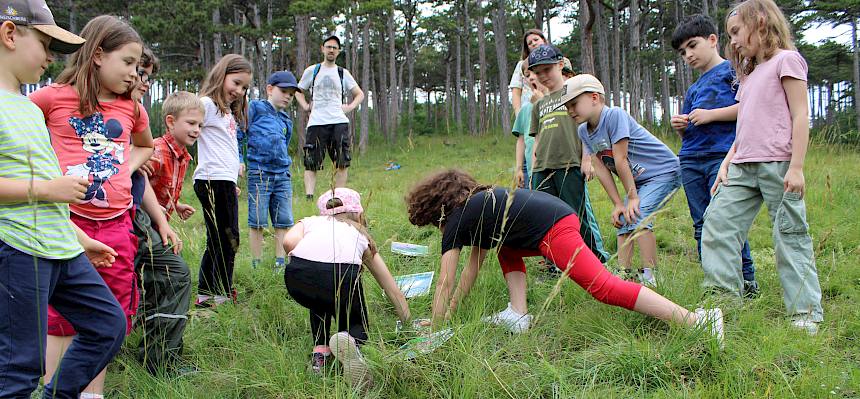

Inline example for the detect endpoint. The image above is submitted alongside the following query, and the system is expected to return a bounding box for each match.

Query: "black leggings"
[285,257,368,347]
[194,180,240,296]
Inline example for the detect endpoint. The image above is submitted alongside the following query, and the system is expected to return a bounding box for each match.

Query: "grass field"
[106,131,860,398]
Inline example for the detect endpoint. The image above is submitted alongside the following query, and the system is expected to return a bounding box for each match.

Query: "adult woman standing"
[510,29,547,116]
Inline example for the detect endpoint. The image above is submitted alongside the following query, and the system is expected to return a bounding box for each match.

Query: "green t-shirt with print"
[529,89,583,172]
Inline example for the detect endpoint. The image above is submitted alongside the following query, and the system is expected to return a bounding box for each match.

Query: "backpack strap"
[309,63,322,100]
[338,67,345,104]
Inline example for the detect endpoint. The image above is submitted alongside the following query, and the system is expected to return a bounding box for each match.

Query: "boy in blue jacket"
[239,71,298,271]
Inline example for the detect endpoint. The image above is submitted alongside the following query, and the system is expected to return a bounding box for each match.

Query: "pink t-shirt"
[732,50,807,164]
[289,216,369,265]
[30,84,149,220]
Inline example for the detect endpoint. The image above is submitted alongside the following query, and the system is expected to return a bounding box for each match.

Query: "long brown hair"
[199,54,252,129]
[521,29,547,60]
[55,15,143,116]
[405,169,492,227]
[725,0,795,79]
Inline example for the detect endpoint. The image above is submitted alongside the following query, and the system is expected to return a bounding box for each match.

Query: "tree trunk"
[455,34,463,128]
[295,14,310,147]
[376,26,390,141]
[252,2,265,99]
[233,6,242,53]
[659,0,671,125]
[702,0,709,16]
[404,0,416,129]
[853,16,860,133]
[463,0,478,135]
[212,7,223,62]
[446,56,453,134]
[493,0,511,135]
[535,0,545,29]
[612,0,621,107]
[265,1,273,77]
[596,2,610,92]
[579,0,596,74]
[387,10,399,138]
[360,19,371,154]
[476,0,488,134]
[67,0,76,33]
[629,0,641,118]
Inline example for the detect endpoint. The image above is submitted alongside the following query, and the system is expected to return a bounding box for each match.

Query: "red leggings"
[498,214,642,310]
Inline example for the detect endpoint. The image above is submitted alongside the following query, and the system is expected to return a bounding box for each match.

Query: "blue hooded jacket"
[238,99,293,174]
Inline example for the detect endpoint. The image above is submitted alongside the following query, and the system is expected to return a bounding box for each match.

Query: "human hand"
[670,114,689,131]
[624,196,641,226]
[581,160,594,182]
[157,223,182,254]
[783,166,805,196]
[238,163,245,178]
[611,203,626,228]
[176,203,196,220]
[82,237,117,268]
[514,169,524,188]
[139,161,155,177]
[302,102,311,113]
[235,186,241,197]
[688,109,715,126]
[35,176,89,204]
[341,104,354,114]
[711,163,729,195]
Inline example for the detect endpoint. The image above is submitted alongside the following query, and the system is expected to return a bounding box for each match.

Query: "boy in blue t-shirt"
[670,14,758,297]
[558,74,681,287]
[239,71,298,271]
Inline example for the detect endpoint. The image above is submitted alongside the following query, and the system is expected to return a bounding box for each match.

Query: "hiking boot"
[482,302,532,333]
[694,307,724,349]
[329,332,373,392]
[742,280,761,299]
[310,351,329,374]
[791,315,819,335]
[638,268,657,288]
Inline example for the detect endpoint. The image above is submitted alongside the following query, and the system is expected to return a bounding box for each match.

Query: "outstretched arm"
[431,248,461,326]
[365,252,411,322]
[447,247,487,316]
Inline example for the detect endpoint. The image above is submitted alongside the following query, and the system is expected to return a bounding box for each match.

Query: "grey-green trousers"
[133,208,192,374]
[701,161,823,321]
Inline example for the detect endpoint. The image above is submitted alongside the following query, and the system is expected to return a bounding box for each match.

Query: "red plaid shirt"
[145,134,192,220]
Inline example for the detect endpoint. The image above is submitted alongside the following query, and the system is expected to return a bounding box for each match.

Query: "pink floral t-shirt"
[30,84,149,220]
[732,50,808,164]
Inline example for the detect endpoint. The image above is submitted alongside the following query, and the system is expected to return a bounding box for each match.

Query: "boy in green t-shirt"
[0,2,126,396]
[527,45,609,263]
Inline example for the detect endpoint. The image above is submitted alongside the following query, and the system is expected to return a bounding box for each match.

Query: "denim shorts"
[247,169,294,229]
[617,172,682,235]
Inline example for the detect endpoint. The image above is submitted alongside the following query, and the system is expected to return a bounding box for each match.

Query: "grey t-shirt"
[297,64,358,127]
[578,106,679,185]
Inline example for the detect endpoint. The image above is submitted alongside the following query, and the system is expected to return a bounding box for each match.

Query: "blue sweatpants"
[0,240,126,399]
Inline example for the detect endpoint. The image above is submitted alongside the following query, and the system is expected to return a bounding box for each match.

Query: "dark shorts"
[303,123,351,171]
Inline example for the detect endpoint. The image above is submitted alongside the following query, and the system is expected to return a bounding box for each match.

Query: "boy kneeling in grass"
[560,74,681,288]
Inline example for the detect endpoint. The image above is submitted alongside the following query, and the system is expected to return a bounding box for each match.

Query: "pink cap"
[317,188,364,216]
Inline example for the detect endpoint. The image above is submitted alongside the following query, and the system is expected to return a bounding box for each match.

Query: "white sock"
[81,393,105,399]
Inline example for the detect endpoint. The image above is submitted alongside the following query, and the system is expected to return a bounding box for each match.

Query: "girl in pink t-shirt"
[701,0,823,334]
[283,188,410,389]
[29,15,153,398]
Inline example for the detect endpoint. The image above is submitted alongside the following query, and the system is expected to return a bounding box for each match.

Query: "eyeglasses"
[137,68,153,84]
[323,45,340,51]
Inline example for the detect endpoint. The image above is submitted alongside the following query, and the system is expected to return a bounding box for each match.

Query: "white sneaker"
[638,268,657,287]
[791,317,819,335]
[694,307,724,349]
[329,332,373,392]
[482,302,532,333]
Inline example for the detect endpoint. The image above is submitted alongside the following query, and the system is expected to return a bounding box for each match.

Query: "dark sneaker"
[310,352,329,374]
[306,194,314,201]
[742,280,760,299]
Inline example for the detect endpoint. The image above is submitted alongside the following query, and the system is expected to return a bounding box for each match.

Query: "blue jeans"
[247,169,294,229]
[681,155,755,281]
[0,241,126,399]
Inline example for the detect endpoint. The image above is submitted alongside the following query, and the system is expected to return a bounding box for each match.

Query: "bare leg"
[636,230,657,267]
[503,271,528,314]
[44,335,73,384]
[334,168,348,188]
[632,287,697,326]
[249,228,264,261]
[617,234,634,269]
[275,228,288,259]
[304,170,317,196]
[83,369,106,395]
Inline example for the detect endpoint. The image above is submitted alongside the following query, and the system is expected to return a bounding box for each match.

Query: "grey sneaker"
[638,268,657,288]
[791,316,819,335]
[694,307,724,349]
[742,280,760,299]
[329,332,373,392]
[482,302,532,333]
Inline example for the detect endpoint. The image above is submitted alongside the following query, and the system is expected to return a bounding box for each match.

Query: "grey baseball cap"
[1,0,85,54]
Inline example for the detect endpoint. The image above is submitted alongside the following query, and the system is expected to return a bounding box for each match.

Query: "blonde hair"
[162,91,204,120]
[55,15,143,115]
[199,54,252,130]
[725,0,795,78]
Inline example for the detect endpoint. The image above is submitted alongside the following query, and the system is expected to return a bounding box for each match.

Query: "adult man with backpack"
[296,35,365,199]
